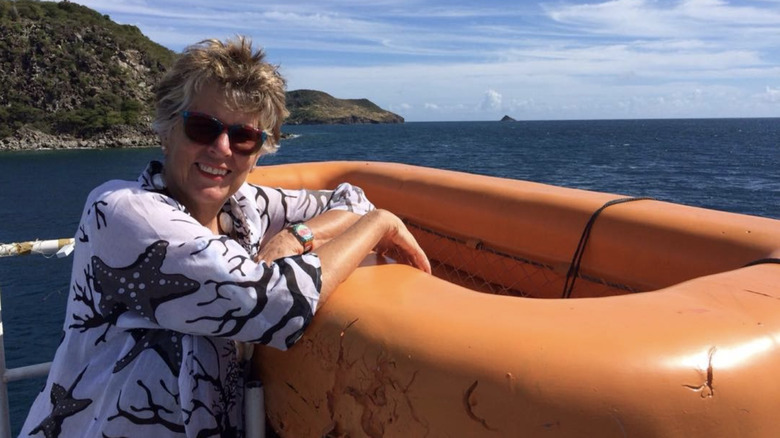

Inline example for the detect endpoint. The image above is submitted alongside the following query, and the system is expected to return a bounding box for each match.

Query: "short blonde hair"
[152,36,289,154]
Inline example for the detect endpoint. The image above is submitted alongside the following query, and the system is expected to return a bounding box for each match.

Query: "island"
[0,0,403,151]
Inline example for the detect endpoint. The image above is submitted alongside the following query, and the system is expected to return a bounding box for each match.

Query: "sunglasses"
[180,111,267,156]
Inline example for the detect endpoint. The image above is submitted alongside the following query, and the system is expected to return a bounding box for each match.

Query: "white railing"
[0,238,73,438]
[0,238,266,438]
[0,239,75,259]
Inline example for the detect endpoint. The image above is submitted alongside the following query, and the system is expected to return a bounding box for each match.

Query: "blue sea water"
[0,118,778,433]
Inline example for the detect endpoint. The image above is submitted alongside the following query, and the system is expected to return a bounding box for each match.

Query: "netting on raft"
[404,221,639,299]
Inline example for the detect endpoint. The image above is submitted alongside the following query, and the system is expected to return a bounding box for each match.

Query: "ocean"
[0,118,778,433]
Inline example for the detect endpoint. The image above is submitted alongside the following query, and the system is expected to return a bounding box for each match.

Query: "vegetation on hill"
[0,0,175,140]
[0,0,403,149]
[286,90,404,125]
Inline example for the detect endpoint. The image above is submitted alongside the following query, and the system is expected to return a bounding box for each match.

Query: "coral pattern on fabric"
[20,161,374,437]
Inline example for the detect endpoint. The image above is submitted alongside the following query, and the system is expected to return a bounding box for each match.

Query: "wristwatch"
[287,222,314,254]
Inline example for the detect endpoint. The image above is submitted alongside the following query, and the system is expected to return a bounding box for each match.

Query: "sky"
[59,0,780,122]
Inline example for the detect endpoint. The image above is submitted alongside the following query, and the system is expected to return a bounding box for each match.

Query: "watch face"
[290,223,314,253]
[294,224,314,241]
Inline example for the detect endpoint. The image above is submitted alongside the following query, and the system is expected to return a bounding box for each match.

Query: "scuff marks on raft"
[463,380,498,431]
[326,318,360,430]
[683,346,715,398]
[325,317,431,437]
[285,381,321,409]
[742,288,780,300]
[343,350,430,436]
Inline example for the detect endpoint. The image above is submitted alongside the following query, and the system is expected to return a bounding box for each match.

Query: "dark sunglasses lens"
[184,114,221,144]
[182,112,266,155]
[228,126,259,145]
[228,126,264,155]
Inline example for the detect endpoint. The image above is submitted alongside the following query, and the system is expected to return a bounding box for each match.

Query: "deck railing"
[0,238,73,438]
[0,238,265,438]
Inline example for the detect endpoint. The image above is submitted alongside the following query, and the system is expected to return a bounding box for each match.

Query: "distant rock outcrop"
[500,115,517,122]
[286,90,404,125]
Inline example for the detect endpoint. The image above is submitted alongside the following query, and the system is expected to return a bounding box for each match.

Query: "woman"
[20,37,429,437]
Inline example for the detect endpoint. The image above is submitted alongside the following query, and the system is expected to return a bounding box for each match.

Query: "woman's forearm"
[304,209,362,249]
[255,210,361,262]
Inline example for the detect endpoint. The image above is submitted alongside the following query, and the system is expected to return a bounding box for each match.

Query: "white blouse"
[20,161,374,437]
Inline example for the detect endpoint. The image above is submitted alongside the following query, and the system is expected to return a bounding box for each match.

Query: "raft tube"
[247,161,780,437]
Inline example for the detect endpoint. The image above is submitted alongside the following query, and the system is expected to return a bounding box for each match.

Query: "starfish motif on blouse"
[113,328,184,377]
[92,240,200,323]
[29,367,92,438]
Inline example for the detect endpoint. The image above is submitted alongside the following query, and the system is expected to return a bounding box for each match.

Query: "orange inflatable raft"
[247,161,780,437]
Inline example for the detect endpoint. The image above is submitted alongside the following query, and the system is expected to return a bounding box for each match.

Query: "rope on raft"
[744,258,780,267]
[562,197,654,299]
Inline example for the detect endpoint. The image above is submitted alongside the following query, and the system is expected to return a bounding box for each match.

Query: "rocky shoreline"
[0,125,159,151]
[0,125,308,151]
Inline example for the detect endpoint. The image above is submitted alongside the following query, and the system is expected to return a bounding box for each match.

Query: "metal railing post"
[0,238,74,437]
[244,381,265,438]
[0,289,13,438]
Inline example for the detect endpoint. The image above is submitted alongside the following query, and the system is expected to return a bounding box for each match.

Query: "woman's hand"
[373,215,431,274]
[255,229,303,263]
[315,209,431,306]
[254,209,430,309]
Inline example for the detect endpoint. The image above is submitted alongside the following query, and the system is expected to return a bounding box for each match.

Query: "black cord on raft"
[562,197,654,299]
[744,258,780,267]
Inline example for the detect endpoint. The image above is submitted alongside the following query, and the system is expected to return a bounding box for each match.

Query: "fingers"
[413,247,432,274]
[404,238,432,274]
[395,229,430,273]
[376,220,431,274]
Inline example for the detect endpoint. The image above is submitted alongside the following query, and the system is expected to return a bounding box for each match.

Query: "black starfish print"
[113,328,184,377]
[92,240,200,323]
[29,367,92,438]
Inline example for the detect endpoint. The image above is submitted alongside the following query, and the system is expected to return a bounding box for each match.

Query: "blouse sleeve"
[83,181,319,350]
[250,182,375,235]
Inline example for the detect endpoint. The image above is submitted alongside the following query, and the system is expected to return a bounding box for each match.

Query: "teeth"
[198,163,228,176]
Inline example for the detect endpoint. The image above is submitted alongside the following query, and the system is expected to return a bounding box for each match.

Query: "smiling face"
[162,85,262,228]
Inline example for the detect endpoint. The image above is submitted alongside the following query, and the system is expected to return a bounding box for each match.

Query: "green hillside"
[0,0,175,140]
[286,90,403,125]
[0,0,403,150]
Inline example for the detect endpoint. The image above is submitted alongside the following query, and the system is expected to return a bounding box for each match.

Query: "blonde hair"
[152,36,289,154]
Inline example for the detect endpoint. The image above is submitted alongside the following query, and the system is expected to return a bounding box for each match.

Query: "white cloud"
[56,0,780,121]
[545,0,780,40]
[479,89,503,111]
[764,86,780,102]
